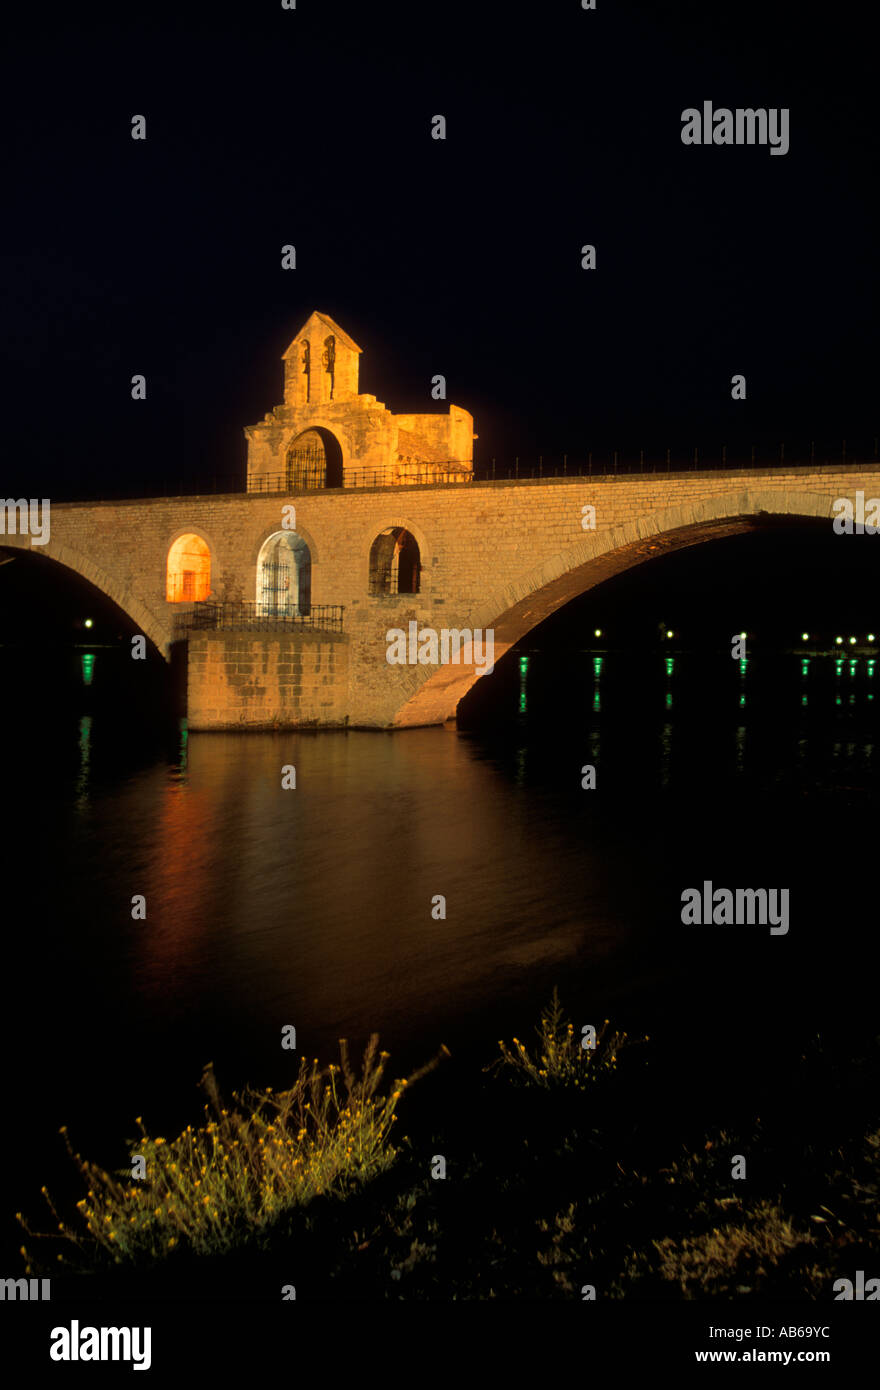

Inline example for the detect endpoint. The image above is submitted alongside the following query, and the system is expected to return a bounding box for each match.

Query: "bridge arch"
[1,537,170,656]
[390,487,840,727]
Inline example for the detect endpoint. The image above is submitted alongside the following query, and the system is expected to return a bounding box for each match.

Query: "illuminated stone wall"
[186,630,350,730]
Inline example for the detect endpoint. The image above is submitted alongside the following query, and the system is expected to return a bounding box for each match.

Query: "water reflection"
[108,728,627,1054]
[659,720,672,786]
[518,655,528,714]
[735,723,746,771]
[75,715,92,808]
[9,651,880,1104]
[176,718,189,783]
[665,655,674,710]
[592,655,603,712]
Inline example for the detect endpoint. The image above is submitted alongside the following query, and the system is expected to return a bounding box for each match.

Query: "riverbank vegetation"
[17,993,880,1299]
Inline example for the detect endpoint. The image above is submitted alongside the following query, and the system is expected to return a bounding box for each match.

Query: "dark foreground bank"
[17,996,880,1303]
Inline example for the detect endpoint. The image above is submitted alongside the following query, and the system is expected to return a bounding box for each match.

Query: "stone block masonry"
[187,631,350,730]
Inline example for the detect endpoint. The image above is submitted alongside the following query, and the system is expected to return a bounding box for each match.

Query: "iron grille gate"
[259,551,311,616]
[286,440,326,490]
[260,558,291,614]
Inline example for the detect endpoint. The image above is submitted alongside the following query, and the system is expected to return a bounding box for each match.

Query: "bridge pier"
[186,630,351,730]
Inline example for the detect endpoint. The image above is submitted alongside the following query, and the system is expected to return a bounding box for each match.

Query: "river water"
[3,643,879,1261]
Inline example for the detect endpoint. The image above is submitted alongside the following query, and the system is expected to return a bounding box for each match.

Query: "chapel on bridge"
[244,311,476,491]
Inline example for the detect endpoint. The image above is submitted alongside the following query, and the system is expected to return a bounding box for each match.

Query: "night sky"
[1,0,875,501]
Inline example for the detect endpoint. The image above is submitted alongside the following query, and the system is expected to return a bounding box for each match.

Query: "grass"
[485,985,637,1089]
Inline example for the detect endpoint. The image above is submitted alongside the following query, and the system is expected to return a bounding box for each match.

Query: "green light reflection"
[76,715,92,806]
[178,718,189,778]
[518,656,529,713]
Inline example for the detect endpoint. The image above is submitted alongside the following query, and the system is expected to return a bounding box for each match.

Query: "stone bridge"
[3,465,877,729]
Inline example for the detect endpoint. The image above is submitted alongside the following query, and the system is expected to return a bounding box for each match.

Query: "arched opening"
[256,532,312,616]
[369,527,421,595]
[301,339,311,402]
[322,334,336,399]
[286,428,344,490]
[0,546,177,726]
[166,534,211,602]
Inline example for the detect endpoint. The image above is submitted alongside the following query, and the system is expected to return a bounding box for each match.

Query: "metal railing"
[476,438,880,481]
[246,463,474,492]
[345,463,473,488]
[175,602,345,634]
[43,437,880,503]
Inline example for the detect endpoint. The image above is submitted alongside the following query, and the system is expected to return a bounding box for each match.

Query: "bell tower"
[282,311,361,407]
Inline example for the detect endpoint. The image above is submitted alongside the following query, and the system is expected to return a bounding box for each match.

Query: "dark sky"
[1,0,876,497]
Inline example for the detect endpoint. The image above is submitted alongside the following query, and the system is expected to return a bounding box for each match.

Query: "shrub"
[18,1036,447,1272]
[486,987,634,1089]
